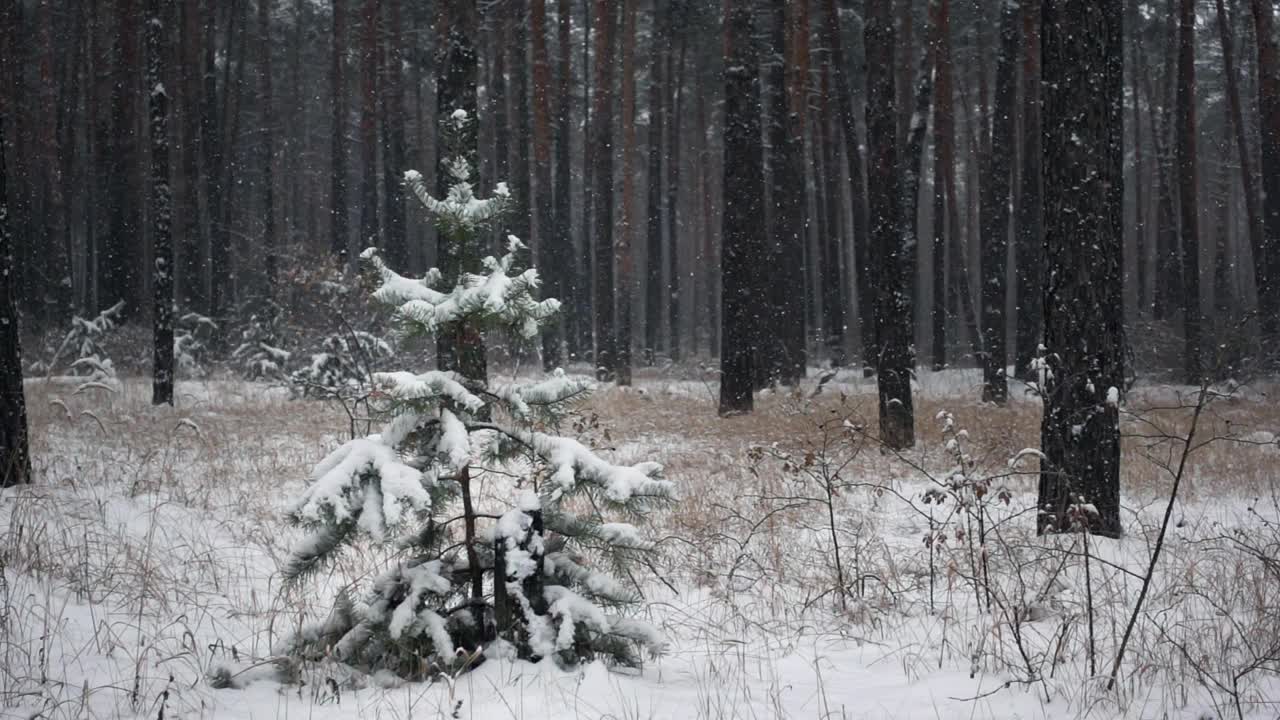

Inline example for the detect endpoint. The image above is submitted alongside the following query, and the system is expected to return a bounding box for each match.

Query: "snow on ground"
[3,369,1279,719]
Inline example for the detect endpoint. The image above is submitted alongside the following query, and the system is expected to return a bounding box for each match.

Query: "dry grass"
[2,369,1279,719]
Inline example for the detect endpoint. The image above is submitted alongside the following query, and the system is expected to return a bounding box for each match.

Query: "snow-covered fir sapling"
[278,108,672,678]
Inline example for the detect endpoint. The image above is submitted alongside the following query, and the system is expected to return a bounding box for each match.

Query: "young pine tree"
[278,111,672,676]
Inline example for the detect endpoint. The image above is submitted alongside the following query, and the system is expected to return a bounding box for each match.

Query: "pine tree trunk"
[532,0,560,370]
[1250,0,1280,342]
[357,0,379,255]
[866,1,915,449]
[644,0,667,367]
[1038,0,1125,538]
[761,0,807,386]
[901,3,939,366]
[1127,0,1147,316]
[436,1,484,385]
[554,0,577,362]
[0,115,32,487]
[822,0,870,375]
[1014,0,1043,380]
[1216,0,1263,317]
[615,0,637,385]
[259,0,277,293]
[104,0,143,318]
[1153,3,1180,322]
[331,0,350,261]
[179,1,206,313]
[667,36,686,363]
[149,0,174,406]
[589,0,617,382]
[381,0,407,272]
[979,0,1019,404]
[933,0,960,371]
[719,0,763,416]
[1176,0,1202,383]
[817,61,846,368]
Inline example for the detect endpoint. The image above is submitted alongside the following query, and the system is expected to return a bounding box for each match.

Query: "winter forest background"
[2,1,1280,719]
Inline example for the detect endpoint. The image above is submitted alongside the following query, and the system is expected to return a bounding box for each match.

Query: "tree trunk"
[381,0,407,271]
[1176,0,1202,382]
[436,0,484,384]
[104,0,143,317]
[719,0,764,416]
[822,0,871,374]
[589,0,617,381]
[1038,0,1125,538]
[866,0,915,449]
[1216,0,1263,319]
[532,0,560,370]
[0,115,32,487]
[1250,0,1280,342]
[179,1,206,313]
[979,0,1019,404]
[149,0,175,406]
[331,0,350,261]
[817,56,846,368]
[616,0,637,385]
[259,0,277,293]
[358,0,380,255]
[644,0,667,366]
[1014,0,1043,380]
[667,35,687,363]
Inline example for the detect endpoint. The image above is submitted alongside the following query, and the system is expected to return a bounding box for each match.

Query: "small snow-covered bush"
[278,111,671,678]
[288,331,393,397]
[33,300,125,382]
[174,312,218,378]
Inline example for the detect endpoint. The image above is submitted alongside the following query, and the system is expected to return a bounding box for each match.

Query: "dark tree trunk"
[149,0,175,406]
[214,0,247,317]
[822,0,870,374]
[381,0,407,271]
[104,0,143,318]
[532,0,561,370]
[1152,2,1180,322]
[1176,0,1202,382]
[1014,0,1043,380]
[817,58,846,368]
[179,1,205,313]
[331,0,350,261]
[1038,0,1125,538]
[719,0,764,416]
[760,0,808,386]
[616,0,637,385]
[436,0,484,385]
[0,116,31,487]
[667,35,687,363]
[1216,0,1263,315]
[644,0,667,366]
[979,0,1019,404]
[1128,0,1147,316]
[554,0,576,363]
[358,0,380,254]
[900,3,939,365]
[589,0,617,382]
[933,0,960,371]
[259,0,277,293]
[1250,0,1280,342]
[866,0,915,449]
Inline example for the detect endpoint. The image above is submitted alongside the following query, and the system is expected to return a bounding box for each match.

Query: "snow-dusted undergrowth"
[2,369,1278,719]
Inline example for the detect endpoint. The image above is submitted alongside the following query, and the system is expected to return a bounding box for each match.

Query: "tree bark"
[589,0,617,382]
[381,0,408,272]
[331,0,350,261]
[1014,0,1043,380]
[0,115,32,487]
[644,0,668,366]
[866,0,915,449]
[1216,0,1262,320]
[616,0,637,385]
[532,0,561,370]
[979,0,1019,404]
[719,0,764,416]
[1038,0,1125,538]
[1176,0,1202,382]
[259,0,277,293]
[1250,0,1280,342]
[149,0,175,406]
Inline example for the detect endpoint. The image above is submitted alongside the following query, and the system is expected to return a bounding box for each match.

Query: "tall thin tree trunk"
[532,0,561,370]
[554,0,575,363]
[589,0,617,381]
[1216,0,1263,310]
[1250,0,1280,342]
[381,0,407,271]
[0,115,32,487]
[1176,0,1202,382]
[357,0,380,254]
[259,0,277,293]
[1014,0,1043,380]
[1038,0,1125,538]
[331,0,350,261]
[616,0,637,385]
[979,0,1019,404]
[644,0,667,366]
[866,0,915,449]
[719,0,764,416]
[149,0,175,406]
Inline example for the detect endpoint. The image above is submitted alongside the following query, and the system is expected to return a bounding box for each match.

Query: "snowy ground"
[3,368,1279,719]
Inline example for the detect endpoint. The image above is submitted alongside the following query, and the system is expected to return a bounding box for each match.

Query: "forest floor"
[3,367,1279,719]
